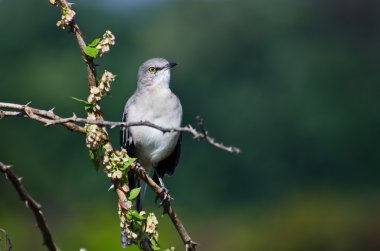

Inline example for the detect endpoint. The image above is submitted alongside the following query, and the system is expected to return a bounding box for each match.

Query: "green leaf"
[84,103,93,111]
[83,46,99,58]
[128,187,141,200]
[71,96,89,104]
[89,149,101,171]
[120,157,136,171]
[150,238,161,251]
[129,209,145,220]
[88,38,101,47]
[126,213,132,220]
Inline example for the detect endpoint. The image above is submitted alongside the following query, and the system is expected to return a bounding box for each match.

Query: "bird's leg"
[153,170,173,206]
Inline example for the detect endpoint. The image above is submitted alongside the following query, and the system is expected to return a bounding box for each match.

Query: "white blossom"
[145,213,159,234]
[96,30,116,56]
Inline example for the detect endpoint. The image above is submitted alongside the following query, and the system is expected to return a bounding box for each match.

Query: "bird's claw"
[155,186,173,208]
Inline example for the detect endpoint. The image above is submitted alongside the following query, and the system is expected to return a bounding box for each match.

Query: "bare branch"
[0,102,86,134]
[0,162,59,251]
[0,102,240,153]
[131,163,199,251]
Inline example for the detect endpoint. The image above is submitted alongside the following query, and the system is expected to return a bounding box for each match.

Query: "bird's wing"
[153,133,182,184]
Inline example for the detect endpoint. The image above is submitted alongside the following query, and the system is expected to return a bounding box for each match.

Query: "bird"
[120,58,183,212]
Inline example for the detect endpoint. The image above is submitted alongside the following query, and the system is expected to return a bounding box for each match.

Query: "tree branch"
[131,163,199,251]
[0,102,86,134]
[56,0,97,90]
[0,102,240,154]
[0,162,59,251]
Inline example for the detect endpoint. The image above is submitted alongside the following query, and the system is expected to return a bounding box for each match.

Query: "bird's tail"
[121,231,131,248]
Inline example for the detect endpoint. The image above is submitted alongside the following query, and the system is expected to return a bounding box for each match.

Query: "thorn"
[185,240,200,251]
[25,201,29,208]
[25,101,32,106]
[108,184,114,191]
[72,113,77,118]
[110,125,116,129]
[18,177,23,181]
[48,107,55,113]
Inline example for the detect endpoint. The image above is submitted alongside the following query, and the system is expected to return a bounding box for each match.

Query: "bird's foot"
[155,186,173,208]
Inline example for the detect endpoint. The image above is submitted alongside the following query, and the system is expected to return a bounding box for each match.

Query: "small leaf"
[129,209,145,220]
[120,157,136,171]
[84,104,93,111]
[150,238,161,251]
[71,96,89,104]
[126,213,132,220]
[83,46,99,58]
[128,187,141,200]
[88,38,101,47]
[89,149,101,171]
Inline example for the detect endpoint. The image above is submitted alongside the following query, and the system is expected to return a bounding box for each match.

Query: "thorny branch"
[132,163,199,251]
[0,162,59,251]
[0,102,241,154]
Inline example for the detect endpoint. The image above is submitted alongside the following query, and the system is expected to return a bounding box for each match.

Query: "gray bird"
[120,58,183,212]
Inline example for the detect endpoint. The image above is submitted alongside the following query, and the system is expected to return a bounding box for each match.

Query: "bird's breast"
[127,88,182,166]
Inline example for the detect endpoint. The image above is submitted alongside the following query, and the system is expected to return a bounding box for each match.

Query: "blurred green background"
[1,0,380,250]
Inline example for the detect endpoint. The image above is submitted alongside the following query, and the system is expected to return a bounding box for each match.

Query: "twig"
[56,0,97,90]
[0,102,240,154]
[0,102,86,134]
[132,164,199,251]
[0,162,59,251]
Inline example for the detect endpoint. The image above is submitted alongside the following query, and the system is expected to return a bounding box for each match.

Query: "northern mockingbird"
[120,58,183,211]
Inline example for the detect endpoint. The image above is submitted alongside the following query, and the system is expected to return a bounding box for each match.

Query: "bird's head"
[137,58,177,89]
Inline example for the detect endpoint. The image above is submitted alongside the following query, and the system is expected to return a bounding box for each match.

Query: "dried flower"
[56,7,76,29]
[145,213,159,234]
[96,30,115,56]
[85,125,105,149]
[112,169,123,179]
[98,70,115,94]
[126,200,133,209]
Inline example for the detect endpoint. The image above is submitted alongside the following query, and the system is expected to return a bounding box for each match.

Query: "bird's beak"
[168,62,178,69]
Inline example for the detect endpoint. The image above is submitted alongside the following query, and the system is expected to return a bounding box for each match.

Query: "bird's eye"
[148,67,156,73]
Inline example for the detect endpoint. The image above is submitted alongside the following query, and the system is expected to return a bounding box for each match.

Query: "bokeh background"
[1,0,380,250]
